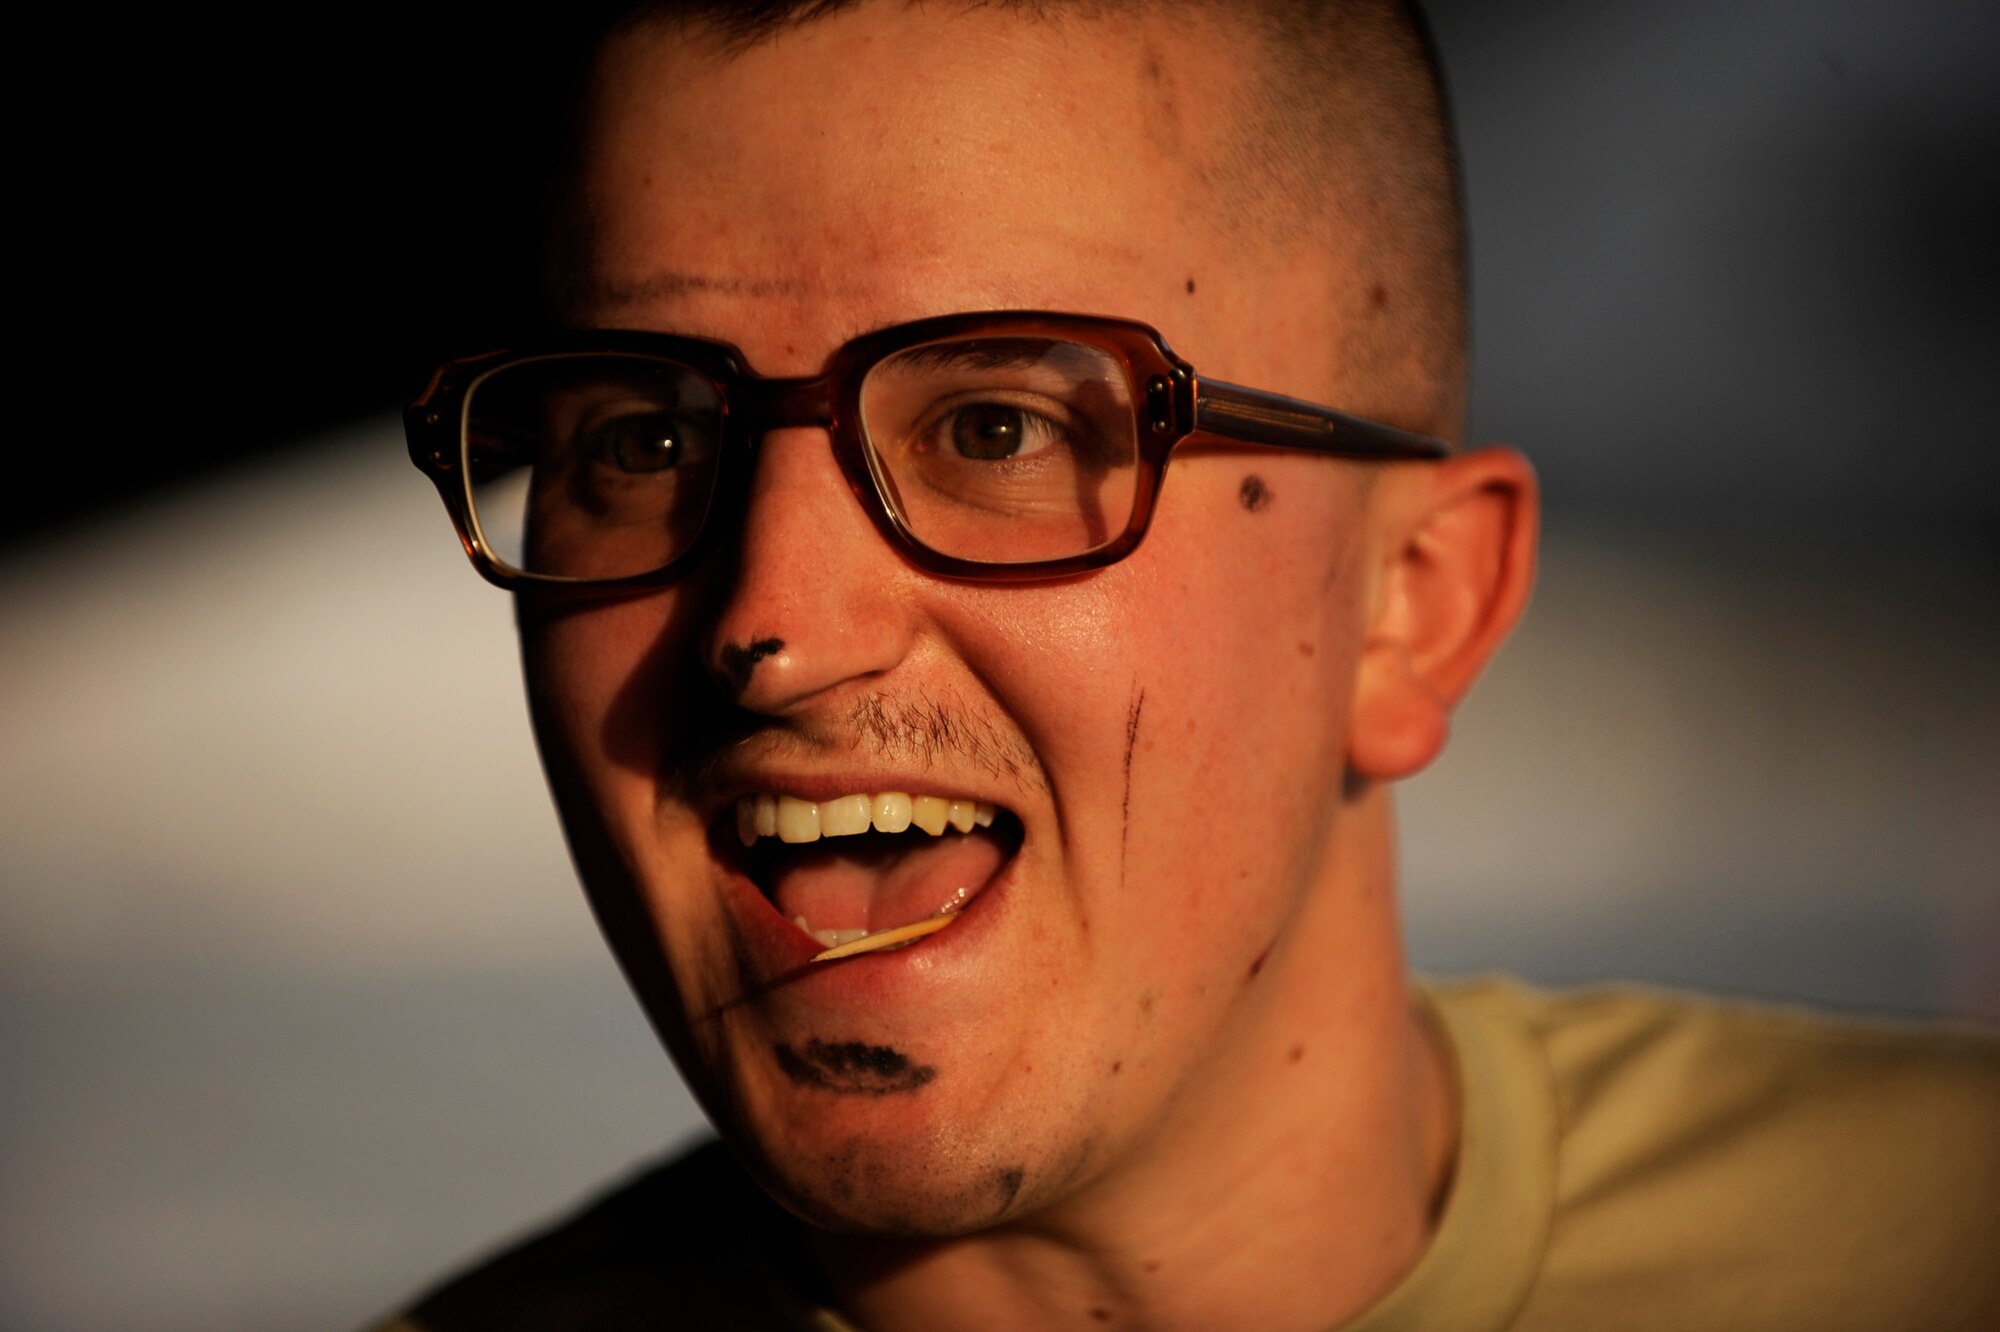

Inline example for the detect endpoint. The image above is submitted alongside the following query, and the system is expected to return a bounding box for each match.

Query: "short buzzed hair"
[550,0,1466,434]
[1227,1,1465,433]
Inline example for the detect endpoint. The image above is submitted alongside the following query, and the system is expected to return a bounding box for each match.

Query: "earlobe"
[1346,447,1539,782]
[1348,658,1451,782]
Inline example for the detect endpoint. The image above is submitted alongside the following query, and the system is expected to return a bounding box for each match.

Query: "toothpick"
[810,913,959,962]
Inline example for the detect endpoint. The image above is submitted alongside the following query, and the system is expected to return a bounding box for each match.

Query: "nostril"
[717,637,785,697]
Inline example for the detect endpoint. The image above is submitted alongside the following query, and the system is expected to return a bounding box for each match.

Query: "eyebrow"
[884,339,1100,375]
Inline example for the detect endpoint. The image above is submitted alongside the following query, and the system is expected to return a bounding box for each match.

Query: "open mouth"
[722,792,1025,961]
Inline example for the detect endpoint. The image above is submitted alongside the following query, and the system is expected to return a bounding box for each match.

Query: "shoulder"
[1428,977,2000,1331]
[370,1138,826,1332]
[1433,976,2000,1155]
[1494,979,2000,1171]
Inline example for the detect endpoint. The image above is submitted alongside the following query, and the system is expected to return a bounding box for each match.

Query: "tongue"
[769,829,1005,936]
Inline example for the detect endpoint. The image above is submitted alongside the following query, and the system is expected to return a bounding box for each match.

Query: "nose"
[701,426,918,714]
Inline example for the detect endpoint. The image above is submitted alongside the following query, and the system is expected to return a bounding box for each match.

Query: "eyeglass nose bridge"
[719,371,905,559]
[735,375,836,434]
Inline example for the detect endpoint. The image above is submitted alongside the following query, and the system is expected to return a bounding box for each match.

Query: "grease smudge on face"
[774,1039,937,1095]
[1238,474,1272,512]
[718,636,784,695]
[1120,684,1146,887]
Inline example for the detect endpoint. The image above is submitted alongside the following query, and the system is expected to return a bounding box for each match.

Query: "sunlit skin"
[520,5,1538,1331]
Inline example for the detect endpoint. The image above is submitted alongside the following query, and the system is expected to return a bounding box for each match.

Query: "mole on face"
[996,1166,1026,1209]
[1238,474,1272,512]
[773,1039,937,1095]
[718,637,784,696]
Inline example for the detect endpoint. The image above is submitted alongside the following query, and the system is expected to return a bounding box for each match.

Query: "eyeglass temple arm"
[1192,379,1450,460]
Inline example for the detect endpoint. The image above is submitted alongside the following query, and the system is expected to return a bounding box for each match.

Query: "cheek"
[1134,467,1366,726]
[519,594,692,800]
[1099,474,1368,918]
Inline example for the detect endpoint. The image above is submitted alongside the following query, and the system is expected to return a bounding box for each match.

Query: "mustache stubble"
[681,689,1048,802]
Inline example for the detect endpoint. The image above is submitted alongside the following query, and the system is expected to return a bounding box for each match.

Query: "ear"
[1347,447,1539,782]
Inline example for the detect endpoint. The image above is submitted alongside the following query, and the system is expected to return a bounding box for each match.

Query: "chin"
[663,1008,1096,1239]
[728,1109,1078,1238]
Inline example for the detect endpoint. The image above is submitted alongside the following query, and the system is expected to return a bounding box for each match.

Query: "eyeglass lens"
[461,335,1141,580]
[465,353,726,580]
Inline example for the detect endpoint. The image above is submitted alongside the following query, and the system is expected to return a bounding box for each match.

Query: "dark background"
[22,8,578,551]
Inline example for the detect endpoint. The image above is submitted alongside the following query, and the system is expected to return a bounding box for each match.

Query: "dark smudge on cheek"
[718,636,784,696]
[1120,683,1146,892]
[996,1166,1026,1209]
[774,1038,937,1095]
[1238,474,1272,512]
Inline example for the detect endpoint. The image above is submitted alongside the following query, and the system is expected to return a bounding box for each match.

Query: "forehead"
[575,4,1304,376]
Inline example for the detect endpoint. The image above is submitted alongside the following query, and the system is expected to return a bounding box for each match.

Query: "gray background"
[3,3,1994,1328]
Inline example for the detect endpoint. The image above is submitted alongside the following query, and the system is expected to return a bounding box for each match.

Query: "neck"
[809,785,1456,1332]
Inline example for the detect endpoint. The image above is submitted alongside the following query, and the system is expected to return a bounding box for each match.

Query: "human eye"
[919,395,1074,462]
[548,395,720,528]
[577,406,696,474]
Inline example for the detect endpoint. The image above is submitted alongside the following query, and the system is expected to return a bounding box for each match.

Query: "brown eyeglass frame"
[405,310,1450,588]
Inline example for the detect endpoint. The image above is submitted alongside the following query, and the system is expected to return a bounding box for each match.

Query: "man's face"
[526,4,1395,1232]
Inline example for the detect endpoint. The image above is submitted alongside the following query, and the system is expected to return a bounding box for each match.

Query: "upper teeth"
[736,792,996,846]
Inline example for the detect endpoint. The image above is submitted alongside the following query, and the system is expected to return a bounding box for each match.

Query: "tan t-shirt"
[376,979,2000,1331]
[1361,979,2000,1331]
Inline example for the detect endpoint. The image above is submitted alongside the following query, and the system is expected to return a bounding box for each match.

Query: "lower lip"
[722,850,1017,1003]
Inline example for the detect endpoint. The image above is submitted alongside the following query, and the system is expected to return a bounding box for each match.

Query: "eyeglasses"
[406,310,1448,587]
